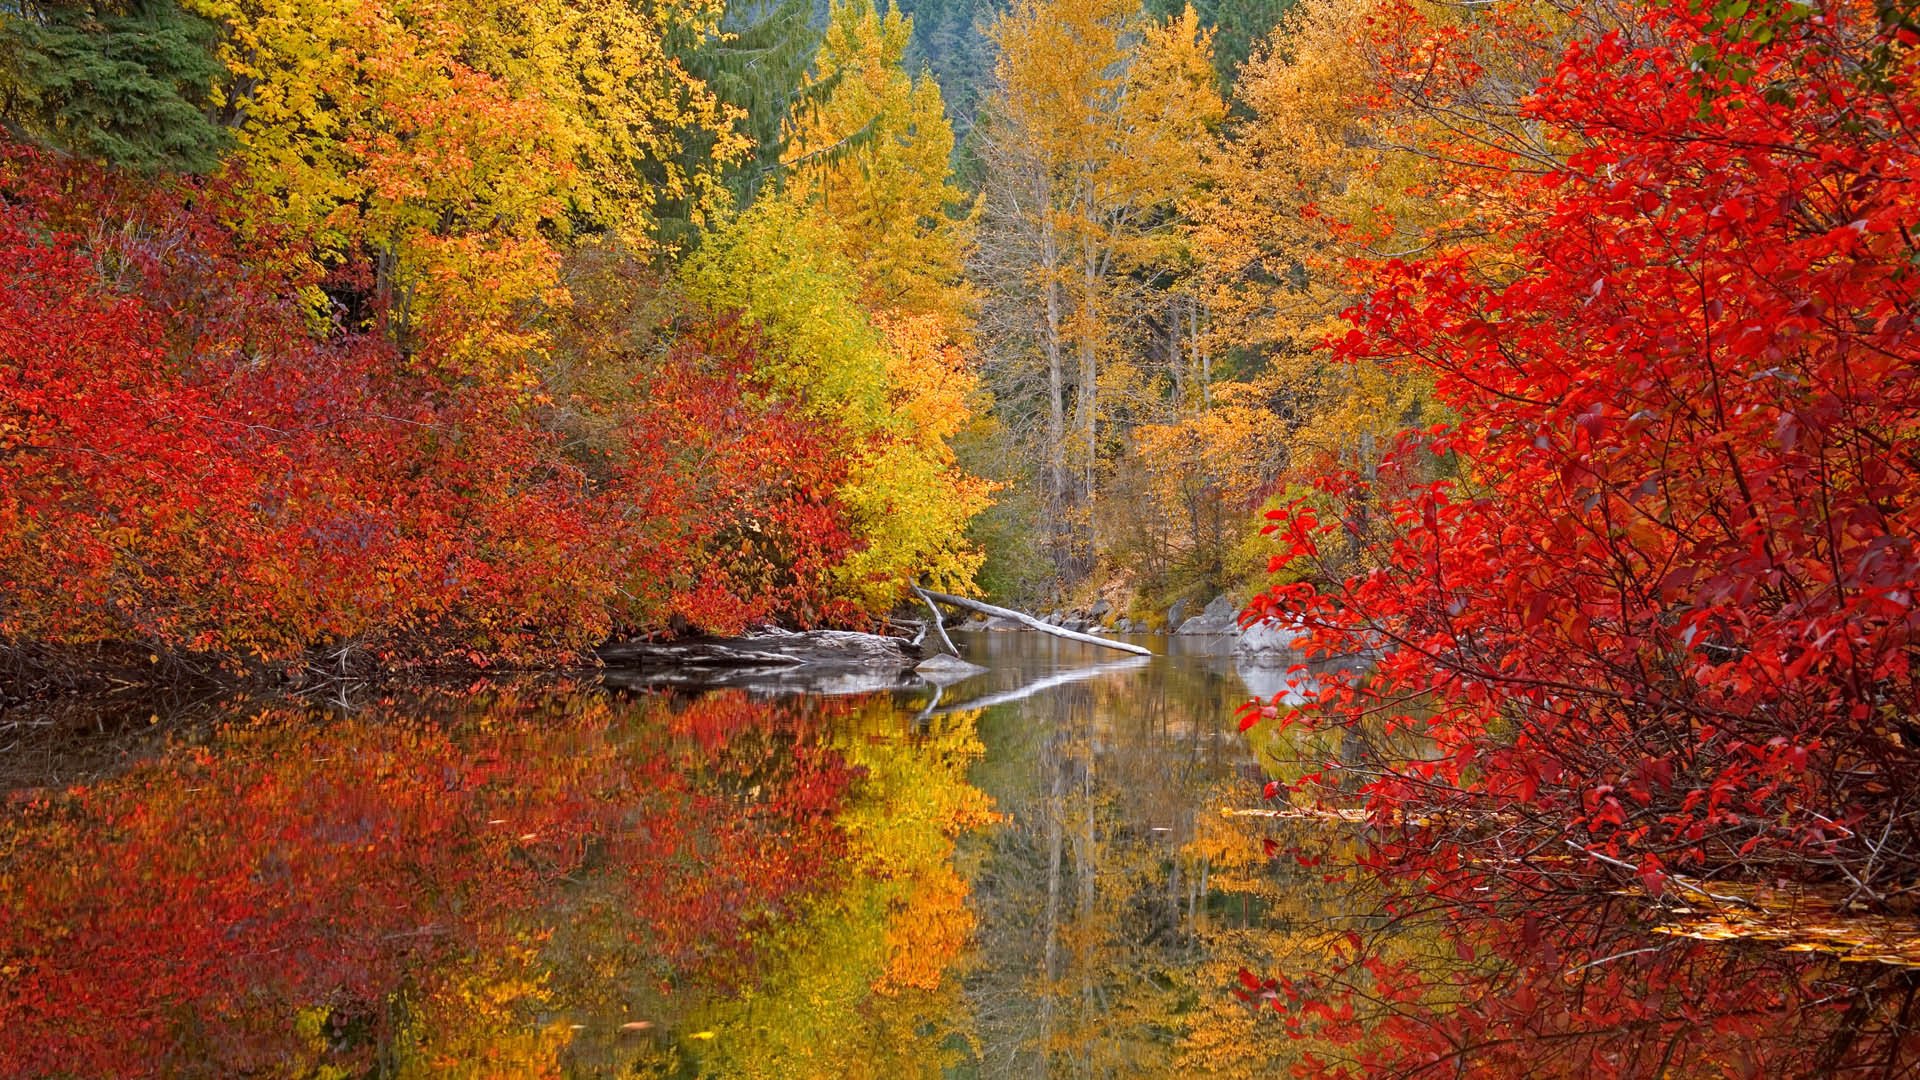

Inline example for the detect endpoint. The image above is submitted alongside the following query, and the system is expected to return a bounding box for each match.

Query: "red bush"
[1256,0,1920,894]
[0,145,868,667]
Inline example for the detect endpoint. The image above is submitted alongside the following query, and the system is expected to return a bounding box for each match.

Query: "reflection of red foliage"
[1250,887,1920,1077]
[0,687,858,1076]
[1254,0,1920,894]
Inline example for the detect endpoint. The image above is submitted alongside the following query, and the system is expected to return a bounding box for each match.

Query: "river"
[1,632,1913,1076]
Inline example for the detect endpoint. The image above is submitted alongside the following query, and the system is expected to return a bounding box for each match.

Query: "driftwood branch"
[912,587,959,657]
[915,588,1153,657]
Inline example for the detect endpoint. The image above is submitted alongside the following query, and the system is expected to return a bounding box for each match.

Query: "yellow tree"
[681,201,990,608]
[678,0,995,608]
[186,0,741,379]
[1182,0,1440,493]
[978,0,1223,577]
[443,0,749,243]
[1186,0,1568,495]
[783,0,972,326]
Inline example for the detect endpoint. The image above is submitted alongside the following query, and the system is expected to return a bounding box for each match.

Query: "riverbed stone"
[1174,594,1241,636]
[916,653,989,683]
[1234,618,1308,666]
[1167,598,1188,631]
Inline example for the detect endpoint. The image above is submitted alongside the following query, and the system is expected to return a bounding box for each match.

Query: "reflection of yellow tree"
[670,702,1000,1079]
[960,667,1261,1076]
[1172,782,1461,1076]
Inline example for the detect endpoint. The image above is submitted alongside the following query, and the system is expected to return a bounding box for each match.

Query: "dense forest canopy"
[0,0,1325,668]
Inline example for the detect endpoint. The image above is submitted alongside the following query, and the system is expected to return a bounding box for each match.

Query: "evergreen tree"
[650,0,823,234]
[0,0,228,172]
[894,0,997,143]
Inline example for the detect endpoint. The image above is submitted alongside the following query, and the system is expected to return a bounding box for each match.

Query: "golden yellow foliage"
[187,0,740,377]
[784,0,973,325]
[682,201,991,608]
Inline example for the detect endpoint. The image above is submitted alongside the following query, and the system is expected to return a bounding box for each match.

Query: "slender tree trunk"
[1038,734,1065,1077]
[1189,296,1210,410]
[1041,199,1069,558]
[1074,187,1101,573]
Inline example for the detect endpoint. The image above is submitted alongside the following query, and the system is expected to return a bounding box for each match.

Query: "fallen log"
[597,628,918,670]
[915,588,1153,657]
[595,628,928,696]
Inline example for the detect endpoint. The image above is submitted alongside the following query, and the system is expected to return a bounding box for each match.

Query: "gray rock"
[916,653,990,684]
[1114,617,1134,633]
[983,615,1024,631]
[1088,598,1111,619]
[1233,618,1308,666]
[1167,598,1188,631]
[1174,595,1242,637]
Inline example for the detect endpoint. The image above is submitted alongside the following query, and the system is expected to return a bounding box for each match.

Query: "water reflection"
[0,684,985,1078]
[949,633,1257,1076]
[2,637,1914,1076]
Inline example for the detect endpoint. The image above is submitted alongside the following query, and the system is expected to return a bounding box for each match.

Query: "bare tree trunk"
[914,587,959,657]
[917,589,1152,656]
[1041,194,1069,544]
[1074,194,1100,571]
[1190,295,1210,410]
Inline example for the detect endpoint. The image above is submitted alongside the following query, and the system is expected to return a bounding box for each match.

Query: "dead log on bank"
[597,628,919,670]
[914,588,1153,657]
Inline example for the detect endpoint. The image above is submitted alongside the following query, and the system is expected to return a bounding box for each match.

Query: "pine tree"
[0,0,228,172]
[661,0,824,225]
[1144,0,1294,85]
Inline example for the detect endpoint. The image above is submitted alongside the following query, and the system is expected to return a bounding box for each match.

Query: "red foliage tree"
[611,320,863,637]
[1252,0,1920,899]
[0,143,869,668]
[0,146,619,665]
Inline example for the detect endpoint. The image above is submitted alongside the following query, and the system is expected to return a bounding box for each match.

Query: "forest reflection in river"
[2,633,1915,1076]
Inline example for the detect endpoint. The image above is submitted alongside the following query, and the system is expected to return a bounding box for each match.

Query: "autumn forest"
[4,0,1920,1072]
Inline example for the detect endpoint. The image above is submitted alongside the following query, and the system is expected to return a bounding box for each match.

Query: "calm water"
[2,633,1914,1077]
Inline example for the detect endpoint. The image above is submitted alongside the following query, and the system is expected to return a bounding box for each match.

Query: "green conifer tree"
[0,0,227,172]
